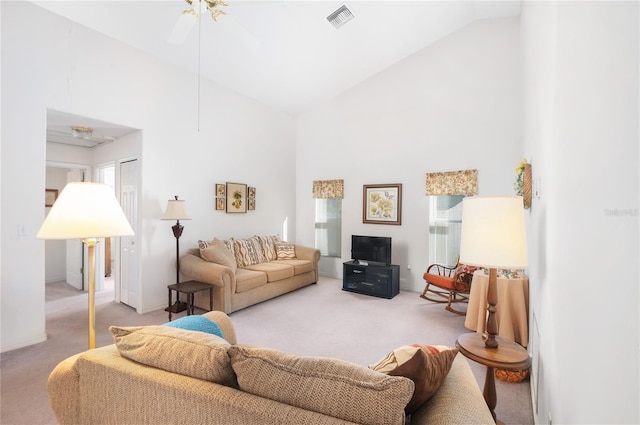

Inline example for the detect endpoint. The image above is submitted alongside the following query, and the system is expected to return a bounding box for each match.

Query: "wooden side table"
[456,333,531,424]
[167,280,214,321]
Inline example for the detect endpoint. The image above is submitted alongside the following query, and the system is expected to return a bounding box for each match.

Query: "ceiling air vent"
[326,4,355,30]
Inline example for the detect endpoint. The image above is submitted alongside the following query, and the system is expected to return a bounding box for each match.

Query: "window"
[428,195,466,266]
[315,199,341,257]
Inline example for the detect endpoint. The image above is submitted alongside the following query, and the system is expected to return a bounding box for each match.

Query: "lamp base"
[165,301,188,314]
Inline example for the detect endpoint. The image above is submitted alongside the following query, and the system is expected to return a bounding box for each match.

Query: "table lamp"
[459,195,528,347]
[456,195,529,423]
[161,196,191,312]
[37,182,134,349]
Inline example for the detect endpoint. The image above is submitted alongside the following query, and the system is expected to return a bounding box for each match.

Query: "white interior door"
[65,169,85,289]
[119,159,138,308]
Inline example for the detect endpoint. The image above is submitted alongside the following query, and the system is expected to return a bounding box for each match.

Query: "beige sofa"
[48,311,494,425]
[180,235,320,313]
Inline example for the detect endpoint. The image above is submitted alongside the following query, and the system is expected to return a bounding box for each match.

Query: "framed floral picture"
[226,182,247,213]
[248,198,255,211]
[248,186,256,198]
[216,183,226,198]
[363,184,402,225]
[216,198,225,211]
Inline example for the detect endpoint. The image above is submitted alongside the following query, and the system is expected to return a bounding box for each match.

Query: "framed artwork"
[248,198,255,211]
[248,186,256,198]
[226,182,247,213]
[363,184,402,225]
[45,189,58,207]
[216,183,226,197]
[216,198,225,211]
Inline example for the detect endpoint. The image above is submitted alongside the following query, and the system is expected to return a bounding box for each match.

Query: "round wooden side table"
[456,332,531,424]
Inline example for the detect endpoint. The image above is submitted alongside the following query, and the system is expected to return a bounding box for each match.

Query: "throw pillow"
[233,238,262,267]
[200,238,237,272]
[252,235,280,261]
[248,236,269,263]
[163,315,225,339]
[275,242,296,260]
[110,325,234,385]
[198,237,235,257]
[369,344,458,414]
[198,239,213,249]
[228,345,413,425]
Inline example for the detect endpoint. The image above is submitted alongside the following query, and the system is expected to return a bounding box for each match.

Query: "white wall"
[296,17,523,290]
[522,1,639,424]
[1,1,296,352]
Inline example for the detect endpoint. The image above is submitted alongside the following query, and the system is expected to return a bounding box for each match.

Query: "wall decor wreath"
[514,159,532,209]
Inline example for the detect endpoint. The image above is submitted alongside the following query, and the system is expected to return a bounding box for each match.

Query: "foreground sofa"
[48,311,494,425]
[180,235,320,313]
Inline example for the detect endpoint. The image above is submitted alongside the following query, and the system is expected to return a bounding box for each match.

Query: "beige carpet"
[1,277,533,424]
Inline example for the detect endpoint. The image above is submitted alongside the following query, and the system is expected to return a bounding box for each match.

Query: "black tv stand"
[343,261,399,299]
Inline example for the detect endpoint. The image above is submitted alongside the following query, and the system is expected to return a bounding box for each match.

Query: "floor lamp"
[455,196,530,424]
[162,196,191,313]
[37,182,134,349]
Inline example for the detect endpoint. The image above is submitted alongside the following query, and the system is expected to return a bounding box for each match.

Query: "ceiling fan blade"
[168,10,198,45]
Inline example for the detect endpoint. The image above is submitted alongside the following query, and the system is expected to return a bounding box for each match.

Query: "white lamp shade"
[161,199,191,220]
[37,182,134,240]
[459,196,528,269]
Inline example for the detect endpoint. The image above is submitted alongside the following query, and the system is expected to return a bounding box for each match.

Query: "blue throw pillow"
[163,315,225,339]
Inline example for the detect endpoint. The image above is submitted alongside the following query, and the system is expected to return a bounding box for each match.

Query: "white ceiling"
[33,0,520,119]
[46,109,138,148]
[36,1,520,147]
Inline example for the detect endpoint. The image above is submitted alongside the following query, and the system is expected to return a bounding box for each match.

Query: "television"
[351,235,392,265]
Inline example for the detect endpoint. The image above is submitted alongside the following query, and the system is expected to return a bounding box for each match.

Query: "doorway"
[45,109,140,308]
[97,163,116,293]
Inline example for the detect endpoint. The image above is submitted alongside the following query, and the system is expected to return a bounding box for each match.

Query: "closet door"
[119,159,138,308]
[65,169,85,289]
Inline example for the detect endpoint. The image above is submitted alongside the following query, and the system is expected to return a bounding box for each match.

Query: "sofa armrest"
[180,253,236,312]
[202,311,237,345]
[294,244,321,263]
[179,253,234,289]
[409,354,494,425]
[293,244,320,282]
[48,353,83,425]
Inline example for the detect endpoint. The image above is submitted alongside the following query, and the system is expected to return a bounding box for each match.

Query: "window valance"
[312,179,344,199]
[425,170,478,196]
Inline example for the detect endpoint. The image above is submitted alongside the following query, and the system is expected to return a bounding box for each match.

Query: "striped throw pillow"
[275,242,296,260]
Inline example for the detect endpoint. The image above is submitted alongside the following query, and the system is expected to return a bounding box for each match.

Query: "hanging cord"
[197,0,202,132]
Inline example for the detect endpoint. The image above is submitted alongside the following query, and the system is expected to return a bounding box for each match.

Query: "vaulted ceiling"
[33,0,520,117]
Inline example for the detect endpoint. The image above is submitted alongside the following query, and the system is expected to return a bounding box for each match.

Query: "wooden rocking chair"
[420,263,475,315]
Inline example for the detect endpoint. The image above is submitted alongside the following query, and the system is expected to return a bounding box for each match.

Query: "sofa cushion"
[274,259,313,275]
[234,268,268,293]
[109,325,234,385]
[244,262,294,282]
[228,345,413,425]
[275,242,296,260]
[369,344,458,414]
[199,238,237,272]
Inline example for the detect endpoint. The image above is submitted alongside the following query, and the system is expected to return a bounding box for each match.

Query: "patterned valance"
[312,179,344,199]
[426,170,478,196]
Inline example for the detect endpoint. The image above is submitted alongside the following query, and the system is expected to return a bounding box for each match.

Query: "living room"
[1,1,638,424]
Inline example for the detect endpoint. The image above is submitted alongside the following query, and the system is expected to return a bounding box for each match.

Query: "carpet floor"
[1,277,533,424]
